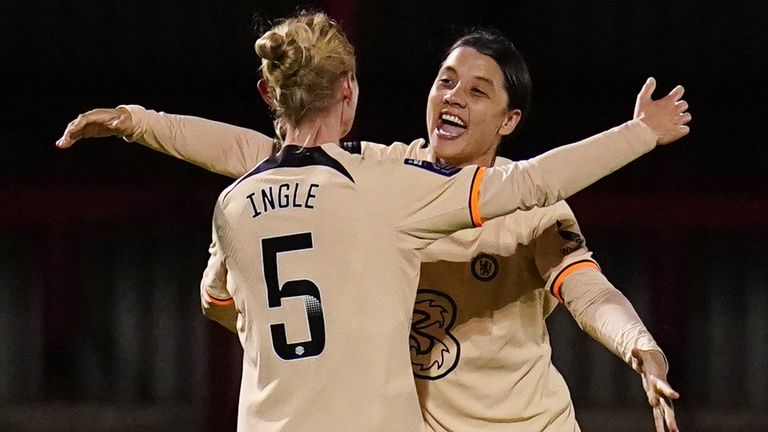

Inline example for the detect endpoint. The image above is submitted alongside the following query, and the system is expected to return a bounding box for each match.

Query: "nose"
[443,87,465,108]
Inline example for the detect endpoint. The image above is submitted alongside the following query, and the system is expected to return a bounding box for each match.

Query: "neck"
[283,105,345,148]
[438,152,497,168]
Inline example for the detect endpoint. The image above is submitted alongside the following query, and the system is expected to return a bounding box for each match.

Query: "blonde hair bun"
[256,12,356,132]
[254,31,287,62]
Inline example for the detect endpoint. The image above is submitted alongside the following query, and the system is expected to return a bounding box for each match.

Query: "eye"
[438,78,453,87]
[471,88,487,96]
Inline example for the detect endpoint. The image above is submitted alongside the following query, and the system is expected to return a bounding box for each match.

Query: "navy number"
[261,233,326,360]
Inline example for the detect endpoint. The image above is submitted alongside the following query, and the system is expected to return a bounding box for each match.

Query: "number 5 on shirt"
[262,233,326,360]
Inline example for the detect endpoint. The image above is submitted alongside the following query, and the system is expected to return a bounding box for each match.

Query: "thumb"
[647,383,661,407]
[637,77,656,102]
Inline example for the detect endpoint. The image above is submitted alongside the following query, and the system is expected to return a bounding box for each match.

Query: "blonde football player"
[57,26,690,432]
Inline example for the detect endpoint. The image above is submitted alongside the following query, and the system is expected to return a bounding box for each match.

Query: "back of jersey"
[214,144,428,432]
[213,140,567,431]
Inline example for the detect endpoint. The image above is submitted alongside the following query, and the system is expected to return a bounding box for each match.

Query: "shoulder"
[344,138,434,161]
[217,174,246,209]
[502,200,577,225]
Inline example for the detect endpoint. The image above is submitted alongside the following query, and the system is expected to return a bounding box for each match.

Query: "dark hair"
[447,30,532,115]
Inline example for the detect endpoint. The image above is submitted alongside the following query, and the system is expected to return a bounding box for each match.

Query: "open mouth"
[436,112,467,139]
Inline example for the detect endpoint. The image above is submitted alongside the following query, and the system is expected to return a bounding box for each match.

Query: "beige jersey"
[414,199,587,432]
[123,106,663,430]
[412,158,664,432]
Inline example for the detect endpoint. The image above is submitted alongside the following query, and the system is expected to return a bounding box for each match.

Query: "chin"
[432,135,463,151]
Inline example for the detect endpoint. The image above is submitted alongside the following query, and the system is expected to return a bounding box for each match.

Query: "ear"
[257,79,274,108]
[340,72,355,102]
[498,109,522,137]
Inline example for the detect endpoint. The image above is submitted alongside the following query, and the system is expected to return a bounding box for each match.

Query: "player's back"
[211,134,641,430]
[214,144,437,431]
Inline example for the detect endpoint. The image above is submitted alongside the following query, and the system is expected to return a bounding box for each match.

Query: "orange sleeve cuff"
[469,167,487,227]
[204,290,234,306]
[550,260,601,303]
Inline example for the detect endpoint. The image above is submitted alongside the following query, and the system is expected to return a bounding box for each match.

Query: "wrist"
[634,348,669,375]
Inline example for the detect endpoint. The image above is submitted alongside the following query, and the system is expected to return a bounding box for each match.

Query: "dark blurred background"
[1,1,767,431]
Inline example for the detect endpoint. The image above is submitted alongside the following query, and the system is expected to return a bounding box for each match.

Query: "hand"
[633,77,692,145]
[55,107,134,149]
[632,348,680,432]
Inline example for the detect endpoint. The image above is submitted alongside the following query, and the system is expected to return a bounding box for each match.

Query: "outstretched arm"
[56,105,276,179]
[536,77,691,189]
[560,271,679,432]
[534,205,679,432]
[478,78,691,221]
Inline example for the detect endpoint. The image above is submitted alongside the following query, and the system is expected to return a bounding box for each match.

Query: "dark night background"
[1,1,767,431]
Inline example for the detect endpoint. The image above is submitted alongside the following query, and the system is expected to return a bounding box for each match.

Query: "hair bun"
[255,31,287,62]
[255,11,356,130]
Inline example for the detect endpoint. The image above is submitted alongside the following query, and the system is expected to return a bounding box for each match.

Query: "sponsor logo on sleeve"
[556,219,586,255]
[404,159,461,176]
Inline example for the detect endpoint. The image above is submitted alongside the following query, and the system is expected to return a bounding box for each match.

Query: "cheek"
[470,116,492,138]
[468,118,498,151]
[426,93,439,112]
[477,110,505,134]
[426,98,439,127]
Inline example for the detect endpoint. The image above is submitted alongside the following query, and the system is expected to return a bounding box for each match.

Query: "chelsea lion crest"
[471,253,498,281]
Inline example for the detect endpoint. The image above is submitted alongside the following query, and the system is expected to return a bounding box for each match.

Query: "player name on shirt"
[245,182,320,218]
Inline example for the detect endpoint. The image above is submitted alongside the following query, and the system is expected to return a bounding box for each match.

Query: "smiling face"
[426,47,521,168]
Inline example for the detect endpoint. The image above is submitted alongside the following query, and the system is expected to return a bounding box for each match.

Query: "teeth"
[440,113,466,127]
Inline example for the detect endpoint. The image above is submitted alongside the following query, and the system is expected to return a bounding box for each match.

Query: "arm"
[56,105,276,179]
[560,272,679,432]
[200,222,238,333]
[479,78,691,222]
[124,105,276,178]
[390,79,690,250]
[534,207,679,432]
[556,269,666,370]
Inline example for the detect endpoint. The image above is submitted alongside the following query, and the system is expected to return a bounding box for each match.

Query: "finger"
[56,117,87,148]
[652,406,665,432]
[675,100,689,112]
[73,109,120,132]
[655,380,681,400]
[678,125,690,136]
[63,116,88,139]
[55,128,70,148]
[660,398,679,432]
[664,85,685,102]
[638,77,657,101]
[680,112,692,124]
[56,122,79,148]
[647,388,660,407]
[70,114,89,134]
